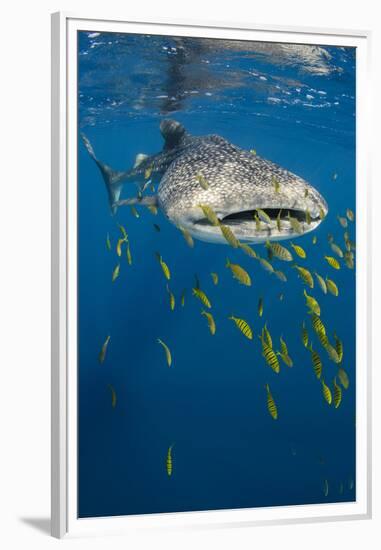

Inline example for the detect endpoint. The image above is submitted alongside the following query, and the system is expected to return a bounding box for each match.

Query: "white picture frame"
[51,11,372,539]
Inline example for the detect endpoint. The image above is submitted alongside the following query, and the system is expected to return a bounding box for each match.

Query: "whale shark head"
[157,130,328,244]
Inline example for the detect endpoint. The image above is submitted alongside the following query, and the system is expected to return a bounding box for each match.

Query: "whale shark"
[81,119,328,244]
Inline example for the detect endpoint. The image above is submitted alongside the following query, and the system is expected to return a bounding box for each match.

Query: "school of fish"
[90,133,355,492]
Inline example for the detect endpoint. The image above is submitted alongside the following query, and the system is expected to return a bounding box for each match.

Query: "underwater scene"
[77,31,356,518]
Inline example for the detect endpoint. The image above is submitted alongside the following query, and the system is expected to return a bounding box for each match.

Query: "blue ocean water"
[78,32,356,518]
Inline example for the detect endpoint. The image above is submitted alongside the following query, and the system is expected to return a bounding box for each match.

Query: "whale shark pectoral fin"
[133,153,149,168]
[80,133,132,215]
[160,119,186,150]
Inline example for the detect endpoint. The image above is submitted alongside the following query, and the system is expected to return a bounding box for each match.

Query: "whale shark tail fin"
[81,133,126,215]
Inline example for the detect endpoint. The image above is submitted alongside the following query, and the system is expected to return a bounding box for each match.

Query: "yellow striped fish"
[338,368,349,389]
[198,204,220,226]
[337,215,348,228]
[333,333,343,362]
[325,343,340,364]
[130,205,140,218]
[196,173,209,190]
[265,384,278,419]
[301,322,309,348]
[226,258,251,286]
[330,242,344,258]
[287,213,303,234]
[290,242,306,259]
[258,297,263,317]
[333,378,342,409]
[126,242,132,265]
[266,241,293,261]
[326,277,339,296]
[259,257,275,274]
[325,256,341,270]
[254,214,262,231]
[276,210,282,231]
[239,242,258,259]
[219,224,240,248]
[166,444,174,476]
[311,314,326,335]
[201,310,216,335]
[262,323,273,349]
[116,237,125,257]
[256,209,272,225]
[140,178,152,194]
[279,336,292,367]
[210,272,219,285]
[314,272,327,294]
[180,289,186,307]
[144,163,153,180]
[344,251,355,269]
[118,224,128,240]
[316,329,330,350]
[278,336,293,366]
[294,265,314,288]
[98,335,111,364]
[179,226,194,248]
[106,233,111,251]
[274,270,287,282]
[112,263,120,282]
[108,384,117,408]
[322,379,332,405]
[303,290,321,316]
[229,315,253,340]
[305,209,312,225]
[261,340,280,373]
[308,345,322,379]
[278,352,293,367]
[323,479,329,497]
[157,338,172,367]
[192,287,212,309]
[312,235,317,245]
[272,176,281,193]
[346,208,354,222]
[166,285,175,311]
[155,252,171,280]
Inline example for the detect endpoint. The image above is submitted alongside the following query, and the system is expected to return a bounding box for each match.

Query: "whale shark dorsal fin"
[133,153,149,168]
[160,119,186,150]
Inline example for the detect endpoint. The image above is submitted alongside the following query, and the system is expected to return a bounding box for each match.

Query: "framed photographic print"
[51,12,371,538]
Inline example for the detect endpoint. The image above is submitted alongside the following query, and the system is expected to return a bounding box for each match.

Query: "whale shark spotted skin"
[81,119,328,244]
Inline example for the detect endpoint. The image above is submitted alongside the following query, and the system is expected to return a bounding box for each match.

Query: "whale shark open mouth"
[197,208,320,226]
